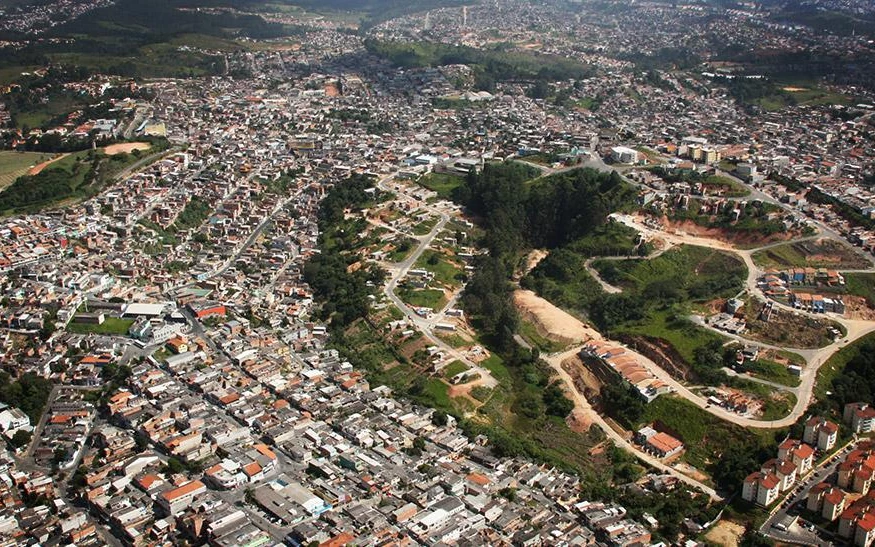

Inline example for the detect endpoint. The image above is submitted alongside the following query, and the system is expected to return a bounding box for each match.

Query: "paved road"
[583,257,624,294]
[542,347,722,500]
[762,440,859,546]
[611,213,875,428]
[377,175,498,389]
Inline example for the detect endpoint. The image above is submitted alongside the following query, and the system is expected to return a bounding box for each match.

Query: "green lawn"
[0,151,55,189]
[518,319,567,353]
[641,396,778,471]
[415,250,462,287]
[752,240,872,270]
[399,288,446,310]
[67,317,134,335]
[422,378,453,409]
[443,360,470,379]
[416,172,464,199]
[743,359,801,387]
[412,217,439,236]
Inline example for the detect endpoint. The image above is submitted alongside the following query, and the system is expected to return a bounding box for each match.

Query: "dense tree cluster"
[0,159,94,213]
[304,175,387,328]
[829,336,875,409]
[457,163,633,351]
[0,372,53,425]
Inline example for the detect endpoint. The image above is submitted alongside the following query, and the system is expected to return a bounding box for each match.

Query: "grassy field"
[67,317,134,335]
[386,237,417,262]
[751,239,872,270]
[700,175,750,198]
[0,65,40,86]
[0,151,55,189]
[641,395,779,471]
[416,172,464,199]
[0,147,152,216]
[442,360,470,379]
[11,94,82,129]
[435,331,469,348]
[518,319,568,354]
[423,378,453,408]
[479,353,511,384]
[743,359,801,387]
[399,288,446,311]
[760,391,797,421]
[753,86,851,112]
[815,331,875,401]
[619,308,725,366]
[412,217,439,236]
[415,250,462,288]
[594,245,746,296]
[844,273,875,306]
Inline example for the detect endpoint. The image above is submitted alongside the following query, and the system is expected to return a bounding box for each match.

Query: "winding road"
[377,175,498,388]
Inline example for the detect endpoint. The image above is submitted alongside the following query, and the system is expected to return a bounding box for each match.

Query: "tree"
[431,410,449,426]
[10,429,31,449]
[543,383,574,417]
[739,527,774,547]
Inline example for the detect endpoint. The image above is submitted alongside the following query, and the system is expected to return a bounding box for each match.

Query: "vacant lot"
[593,244,746,298]
[752,238,872,270]
[67,317,134,335]
[743,297,840,349]
[513,289,601,345]
[104,142,151,155]
[415,250,463,288]
[0,151,55,189]
[700,175,750,198]
[399,287,447,311]
[416,172,464,199]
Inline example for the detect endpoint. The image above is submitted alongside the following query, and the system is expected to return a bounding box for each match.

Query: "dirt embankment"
[705,520,745,547]
[515,249,549,281]
[614,333,697,383]
[513,289,601,346]
[660,217,797,247]
[28,154,69,175]
[104,142,151,155]
[845,295,875,321]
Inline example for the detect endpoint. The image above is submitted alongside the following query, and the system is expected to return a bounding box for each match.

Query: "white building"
[611,146,639,164]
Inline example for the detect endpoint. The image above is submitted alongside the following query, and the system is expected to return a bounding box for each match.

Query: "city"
[0,0,873,546]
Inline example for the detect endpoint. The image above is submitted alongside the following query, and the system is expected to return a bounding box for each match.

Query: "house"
[845,403,875,434]
[808,483,846,521]
[742,471,781,506]
[761,459,797,491]
[0,406,30,436]
[778,440,814,474]
[643,432,684,459]
[838,445,875,494]
[804,416,839,451]
[187,301,226,320]
[165,336,188,355]
[838,492,875,547]
[157,480,207,516]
